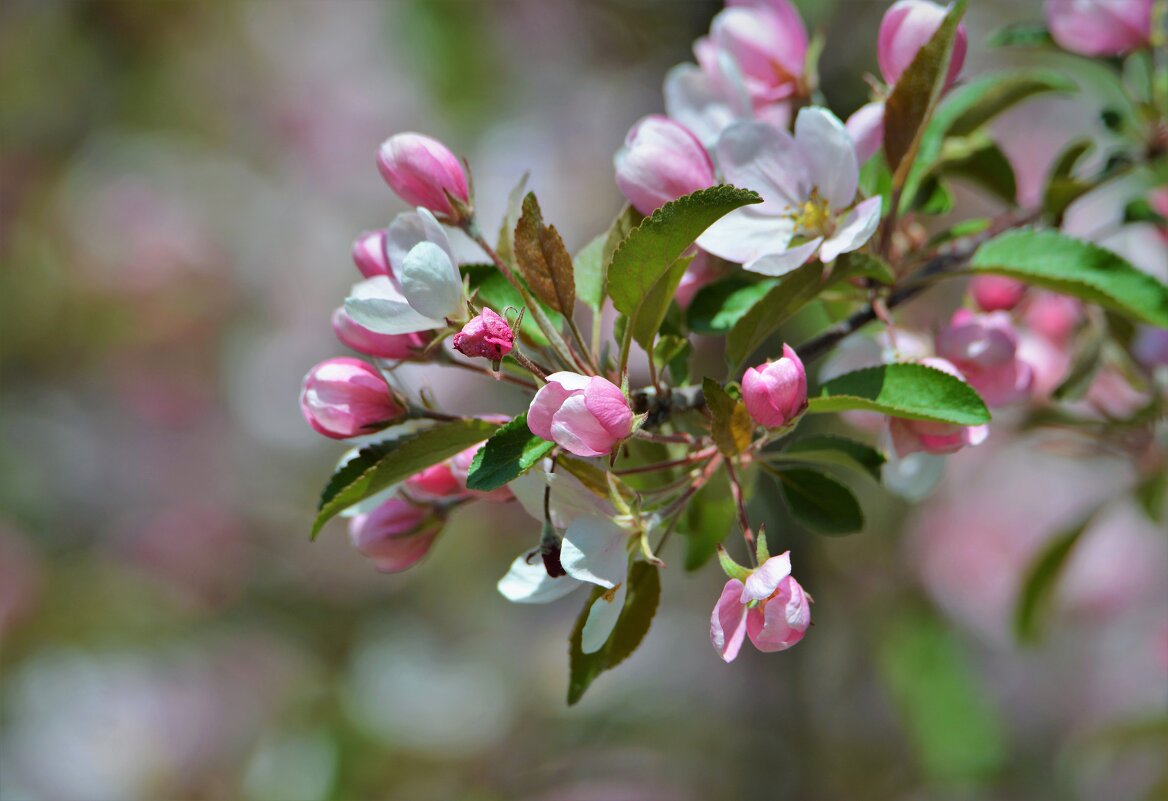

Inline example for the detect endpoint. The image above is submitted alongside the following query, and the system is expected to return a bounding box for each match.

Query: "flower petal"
[344,276,445,335]
[497,553,582,604]
[550,395,614,457]
[399,241,464,321]
[581,581,628,654]
[715,120,809,211]
[710,579,748,662]
[584,377,633,439]
[743,237,822,276]
[386,209,455,272]
[741,551,792,602]
[560,515,629,589]
[663,63,746,149]
[820,196,882,263]
[794,106,859,210]
[697,208,794,266]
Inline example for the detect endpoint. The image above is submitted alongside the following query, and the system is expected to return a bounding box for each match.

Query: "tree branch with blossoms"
[298,0,1168,703]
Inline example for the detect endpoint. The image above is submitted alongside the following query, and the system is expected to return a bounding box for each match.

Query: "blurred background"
[1,1,1165,799]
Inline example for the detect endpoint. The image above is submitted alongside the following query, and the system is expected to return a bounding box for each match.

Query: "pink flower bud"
[845,101,885,165]
[970,274,1026,312]
[708,2,808,106]
[711,551,810,662]
[351,230,391,278]
[348,496,443,573]
[877,0,968,89]
[332,307,430,360]
[403,462,465,502]
[1022,292,1083,346]
[1045,0,1152,56]
[615,115,717,216]
[527,372,634,458]
[450,443,514,503]
[376,133,470,220]
[741,344,807,428]
[299,357,404,439]
[935,310,1034,407]
[887,358,989,456]
[452,308,514,361]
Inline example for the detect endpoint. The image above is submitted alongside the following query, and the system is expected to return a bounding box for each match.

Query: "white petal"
[741,552,792,602]
[880,426,947,502]
[744,237,822,276]
[697,208,794,265]
[663,63,742,149]
[716,121,808,211]
[547,473,613,528]
[560,516,629,589]
[581,581,628,654]
[794,107,859,210]
[386,209,455,272]
[497,553,582,604]
[509,470,551,523]
[400,241,465,321]
[820,196,882,263]
[344,276,444,334]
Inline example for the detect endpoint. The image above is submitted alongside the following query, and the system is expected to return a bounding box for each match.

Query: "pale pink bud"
[351,230,391,278]
[452,308,514,361]
[1045,0,1152,56]
[970,274,1026,312]
[935,310,1034,407]
[741,344,807,428]
[332,307,430,360]
[527,372,634,458]
[348,496,443,573]
[376,133,470,220]
[403,462,465,502]
[299,357,404,439]
[877,0,968,89]
[614,116,716,216]
[845,101,885,165]
[708,3,808,106]
[450,443,514,503]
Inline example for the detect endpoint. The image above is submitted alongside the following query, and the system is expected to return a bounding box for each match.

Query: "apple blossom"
[935,309,1034,407]
[331,307,430,360]
[1045,0,1153,56]
[376,132,470,220]
[741,344,807,428]
[343,208,468,336]
[452,308,514,361]
[877,0,968,89]
[711,551,811,662]
[698,107,882,275]
[528,373,634,458]
[351,229,391,278]
[348,496,444,573]
[299,357,403,439]
[615,115,716,216]
[699,1,808,108]
[970,274,1026,312]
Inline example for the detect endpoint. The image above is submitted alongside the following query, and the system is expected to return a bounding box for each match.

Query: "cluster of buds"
[297,0,1167,699]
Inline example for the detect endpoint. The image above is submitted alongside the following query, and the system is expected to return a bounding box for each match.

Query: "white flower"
[698,106,883,276]
[343,208,466,335]
[496,470,634,654]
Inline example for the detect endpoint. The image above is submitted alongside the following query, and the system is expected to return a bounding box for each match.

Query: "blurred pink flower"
[700,1,808,107]
[348,496,443,573]
[878,0,968,89]
[615,115,716,216]
[1045,0,1153,56]
[935,309,1034,407]
[970,275,1027,312]
[887,358,990,456]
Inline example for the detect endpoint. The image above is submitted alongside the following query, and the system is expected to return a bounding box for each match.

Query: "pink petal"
[551,395,615,457]
[741,551,792,602]
[584,377,633,439]
[711,579,749,662]
[527,381,576,441]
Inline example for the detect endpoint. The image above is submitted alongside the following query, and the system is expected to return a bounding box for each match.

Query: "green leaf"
[1042,140,1093,220]
[680,471,735,570]
[573,234,606,312]
[987,23,1054,48]
[878,613,1004,785]
[726,261,824,369]
[567,561,660,705]
[653,335,692,385]
[464,413,554,491]
[779,435,886,481]
[703,378,753,457]
[830,251,896,286]
[608,185,761,321]
[630,255,690,350]
[883,0,967,180]
[1015,512,1096,644]
[773,468,863,535]
[513,193,576,318]
[463,264,564,347]
[971,229,1168,327]
[312,419,500,537]
[808,363,991,425]
[687,277,777,334]
[939,139,1017,205]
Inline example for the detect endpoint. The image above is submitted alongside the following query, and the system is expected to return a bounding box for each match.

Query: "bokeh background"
[1,1,1166,799]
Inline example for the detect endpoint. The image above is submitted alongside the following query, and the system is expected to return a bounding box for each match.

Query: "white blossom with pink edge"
[698,107,882,276]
